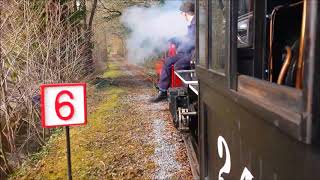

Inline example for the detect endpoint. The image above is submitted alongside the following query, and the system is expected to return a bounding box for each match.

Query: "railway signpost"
[40,83,87,180]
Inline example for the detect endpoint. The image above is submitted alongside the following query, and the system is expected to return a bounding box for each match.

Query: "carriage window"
[237,0,253,48]
[237,0,304,89]
[210,0,230,73]
[235,0,307,142]
[198,0,208,67]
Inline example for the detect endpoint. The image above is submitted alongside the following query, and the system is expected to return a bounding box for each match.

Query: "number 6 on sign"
[55,90,75,121]
[41,83,87,128]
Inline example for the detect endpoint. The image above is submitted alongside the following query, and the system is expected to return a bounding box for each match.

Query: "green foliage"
[31,0,45,9]
[68,9,86,24]
[59,0,69,5]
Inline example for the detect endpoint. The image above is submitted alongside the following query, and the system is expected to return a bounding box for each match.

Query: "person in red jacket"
[150,1,196,103]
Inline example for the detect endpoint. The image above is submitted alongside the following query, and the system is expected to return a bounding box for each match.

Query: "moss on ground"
[103,63,123,78]
[11,59,155,179]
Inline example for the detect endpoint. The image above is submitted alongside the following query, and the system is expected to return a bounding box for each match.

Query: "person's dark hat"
[180,2,195,13]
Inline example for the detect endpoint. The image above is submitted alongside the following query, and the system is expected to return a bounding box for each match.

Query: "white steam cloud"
[121,1,187,64]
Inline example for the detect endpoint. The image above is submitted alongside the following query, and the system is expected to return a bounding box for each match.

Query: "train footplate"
[168,87,190,131]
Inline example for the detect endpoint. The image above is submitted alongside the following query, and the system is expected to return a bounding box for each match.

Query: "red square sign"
[40,83,87,128]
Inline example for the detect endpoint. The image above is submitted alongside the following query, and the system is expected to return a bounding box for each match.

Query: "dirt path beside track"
[12,56,192,179]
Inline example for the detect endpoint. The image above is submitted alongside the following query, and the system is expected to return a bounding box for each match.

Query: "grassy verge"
[11,59,155,179]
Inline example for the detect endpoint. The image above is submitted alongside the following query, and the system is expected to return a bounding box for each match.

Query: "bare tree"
[0,0,96,175]
[0,0,160,176]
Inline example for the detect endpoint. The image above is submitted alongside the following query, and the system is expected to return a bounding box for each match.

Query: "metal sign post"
[40,83,87,179]
[66,126,72,180]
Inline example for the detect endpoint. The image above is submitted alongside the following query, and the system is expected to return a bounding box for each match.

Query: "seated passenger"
[150,1,195,103]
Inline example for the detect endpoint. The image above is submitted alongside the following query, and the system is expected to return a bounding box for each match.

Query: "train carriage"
[167,0,320,179]
[195,0,320,179]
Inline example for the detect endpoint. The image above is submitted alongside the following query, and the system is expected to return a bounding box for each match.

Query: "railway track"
[183,134,200,179]
[123,59,200,180]
[132,63,200,179]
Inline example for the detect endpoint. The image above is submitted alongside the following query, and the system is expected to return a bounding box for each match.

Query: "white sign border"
[40,83,87,128]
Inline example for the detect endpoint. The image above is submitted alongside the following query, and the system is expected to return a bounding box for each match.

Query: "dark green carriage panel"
[198,72,320,179]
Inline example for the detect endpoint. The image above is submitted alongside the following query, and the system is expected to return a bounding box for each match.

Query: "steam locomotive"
[158,0,320,179]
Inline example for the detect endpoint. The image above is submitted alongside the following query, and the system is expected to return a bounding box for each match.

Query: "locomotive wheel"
[168,87,188,129]
[173,109,179,128]
[171,105,180,129]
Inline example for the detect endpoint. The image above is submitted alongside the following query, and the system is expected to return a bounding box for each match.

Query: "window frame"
[229,0,320,144]
[197,0,209,68]
[208,0,231,76]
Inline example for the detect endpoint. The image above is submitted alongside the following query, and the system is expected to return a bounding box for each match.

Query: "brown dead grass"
[12,56,192,179]
[11,58,156,179]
